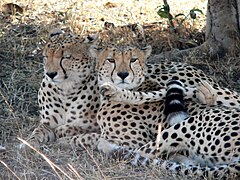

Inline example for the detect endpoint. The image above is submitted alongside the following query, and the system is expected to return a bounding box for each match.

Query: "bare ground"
[0,0,239,179]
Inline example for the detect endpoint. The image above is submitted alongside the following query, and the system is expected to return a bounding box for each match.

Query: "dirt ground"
[0,0,239,179]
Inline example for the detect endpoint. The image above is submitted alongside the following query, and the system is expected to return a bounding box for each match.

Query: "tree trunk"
[148,0,240,63]
[206,0,240,53]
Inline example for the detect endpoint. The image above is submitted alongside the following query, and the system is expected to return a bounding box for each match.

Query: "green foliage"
[157,4,170,18]
[190,8,203,19]
[157,3,203,30]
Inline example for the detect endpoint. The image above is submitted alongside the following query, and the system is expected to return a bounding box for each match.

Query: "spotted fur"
[89,45,240,178]
[21,30,101,149]
[22,35,240,179]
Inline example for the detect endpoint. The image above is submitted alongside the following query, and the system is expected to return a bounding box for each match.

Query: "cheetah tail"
[164,80,189,126]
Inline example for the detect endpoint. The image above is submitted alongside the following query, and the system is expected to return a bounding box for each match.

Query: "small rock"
[0,145,6,151]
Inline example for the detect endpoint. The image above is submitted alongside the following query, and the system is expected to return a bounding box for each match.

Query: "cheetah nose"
[46,72,57,79]
[117,72,129,80]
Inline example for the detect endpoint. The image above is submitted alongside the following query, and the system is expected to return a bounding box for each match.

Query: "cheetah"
[21,29,101,149]
[104,80,240,178]
[89,45,240,178]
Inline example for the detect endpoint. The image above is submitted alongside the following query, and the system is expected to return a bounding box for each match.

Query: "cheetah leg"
[115,79,236,108]
[100,82,210,105]
[57,132,101,150]
[59,134,132,159]
[100,82,167,104]
[55,124,100,139]
[19,123,56,150]
[197,81,240,109]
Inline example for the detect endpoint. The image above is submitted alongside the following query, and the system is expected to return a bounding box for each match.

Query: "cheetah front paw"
[196,81,217,105]
[100,83,118,99]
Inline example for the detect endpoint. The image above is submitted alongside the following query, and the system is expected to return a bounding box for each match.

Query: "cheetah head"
[90,45,152,89]
[42,29,98,84]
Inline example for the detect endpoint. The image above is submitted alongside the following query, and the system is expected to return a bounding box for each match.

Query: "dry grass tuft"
[0,0,239,179]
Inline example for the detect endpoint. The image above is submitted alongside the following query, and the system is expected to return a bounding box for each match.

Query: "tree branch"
[147,38,223,63]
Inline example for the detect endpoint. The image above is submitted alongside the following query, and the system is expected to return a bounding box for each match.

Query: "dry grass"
[0,0,239,179]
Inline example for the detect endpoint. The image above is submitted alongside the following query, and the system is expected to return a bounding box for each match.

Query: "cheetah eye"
[106,58,115,63]
[130,58,138,63]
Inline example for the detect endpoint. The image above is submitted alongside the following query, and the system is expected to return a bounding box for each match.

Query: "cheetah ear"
[48,29,64,42]
[49,28,64,38]
[85,33,99,44]
[141,45,152,59]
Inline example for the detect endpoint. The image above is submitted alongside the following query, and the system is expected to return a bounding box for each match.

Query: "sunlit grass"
[1,0,207,34]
